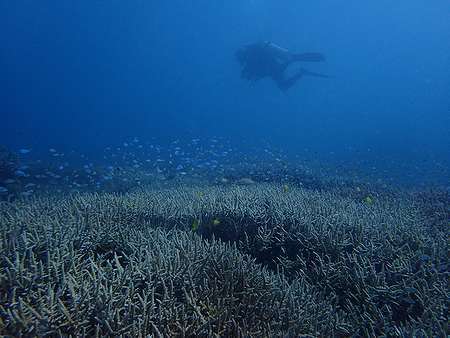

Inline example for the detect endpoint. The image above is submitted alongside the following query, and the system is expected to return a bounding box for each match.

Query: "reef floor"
[0,178,448,337]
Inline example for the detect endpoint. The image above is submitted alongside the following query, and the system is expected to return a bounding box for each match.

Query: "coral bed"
[0,184,448,336]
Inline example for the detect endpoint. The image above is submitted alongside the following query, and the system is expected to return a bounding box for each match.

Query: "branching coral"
[0,184,447,336]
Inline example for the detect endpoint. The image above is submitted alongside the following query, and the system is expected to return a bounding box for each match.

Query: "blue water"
[2,1,449,188]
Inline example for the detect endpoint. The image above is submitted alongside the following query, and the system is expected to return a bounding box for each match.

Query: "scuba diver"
[236,41,330,91]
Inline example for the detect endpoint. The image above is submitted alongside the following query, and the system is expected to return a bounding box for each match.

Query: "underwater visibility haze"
[0,1,449,336]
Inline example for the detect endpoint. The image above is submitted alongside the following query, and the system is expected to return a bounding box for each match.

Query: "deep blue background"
[1,1,449,184]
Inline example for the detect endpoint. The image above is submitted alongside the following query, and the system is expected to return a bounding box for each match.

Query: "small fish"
[364,196,374,205]
[282,184,289,193]
[21,190,34,197]
[237,178,255,185]
[14,170,27,177]
[19,148,31,154]
[191,219,200,232]
[212,218,221,226]
[0,186,8,194]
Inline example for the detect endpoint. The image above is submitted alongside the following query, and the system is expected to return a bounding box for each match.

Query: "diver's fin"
[292,52,325,62]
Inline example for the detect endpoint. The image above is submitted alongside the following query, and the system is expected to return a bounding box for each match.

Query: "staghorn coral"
[0,216,338,336]
[0,183,448,336]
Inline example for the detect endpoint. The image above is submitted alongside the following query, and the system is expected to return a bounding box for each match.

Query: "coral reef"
[0,184,447,336]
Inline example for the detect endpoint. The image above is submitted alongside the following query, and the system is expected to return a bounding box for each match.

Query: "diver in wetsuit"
[236,41,329,91]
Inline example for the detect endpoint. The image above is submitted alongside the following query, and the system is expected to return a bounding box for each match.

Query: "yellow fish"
[212,218,221,226]
[282,184,289,193]
[191,219,200,231]
[364,196,374,205]
[197,191,204,198]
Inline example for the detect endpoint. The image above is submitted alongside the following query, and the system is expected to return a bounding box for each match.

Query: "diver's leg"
[275,72,304,91]
[279,62,291,73]
[299,68,332,78]
[276,68,331,91]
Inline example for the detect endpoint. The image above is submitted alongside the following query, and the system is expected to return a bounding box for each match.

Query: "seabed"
[0,150,448,337]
